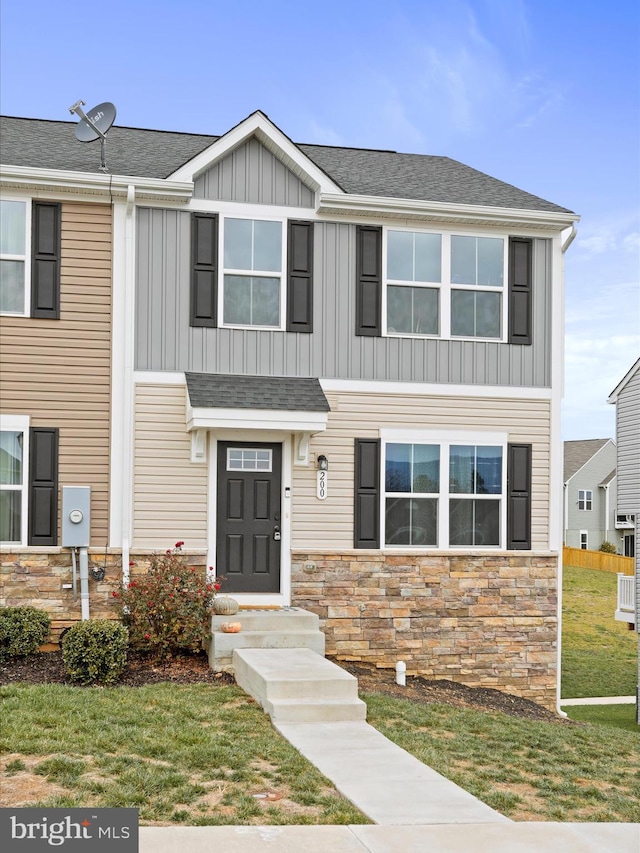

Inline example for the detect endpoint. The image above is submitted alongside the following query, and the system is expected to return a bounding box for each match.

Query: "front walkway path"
[561,696,636,705]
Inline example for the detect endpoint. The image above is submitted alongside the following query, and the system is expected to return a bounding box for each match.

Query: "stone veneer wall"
[0,550,208,643]
[291,551,558,710]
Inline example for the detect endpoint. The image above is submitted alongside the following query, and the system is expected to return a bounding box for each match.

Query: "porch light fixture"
[317,454,329,471]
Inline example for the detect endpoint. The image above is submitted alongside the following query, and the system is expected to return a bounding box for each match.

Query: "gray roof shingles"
[563,439,611,482]
[185,373,330,412]
[1,115,573,214]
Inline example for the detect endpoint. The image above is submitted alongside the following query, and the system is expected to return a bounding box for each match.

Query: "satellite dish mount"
[69,100,117,173]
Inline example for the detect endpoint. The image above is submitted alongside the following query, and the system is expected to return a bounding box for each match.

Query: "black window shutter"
[190,213,218,327]
[355,225,382,336]
[354,438,380,548]
[287,220,314,332]
[31,202,61,319]
[507,443,532,550]
[28,427,59,546]
[508,237,532,345]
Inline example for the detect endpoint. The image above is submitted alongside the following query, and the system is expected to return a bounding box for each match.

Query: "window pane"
[477,237,503,286]
[414,233,441,282]
[224,219,253,269]
[253,220,281,272]
[388,286,438,335]
[0,260,25,313]
[0,200,25,255]
[387,231,413,280]
[451,290,500,338]
[223,275,279,327]
[450,446,475,494]
[385,443,411,492]
[476,446,502,494]
[0,431,23,485]
[413,445,440,492]
[385,497,437,545]
[451,236,476,284]
[0,490,21,542]
[475,291,501,338]
[450,499,500,546]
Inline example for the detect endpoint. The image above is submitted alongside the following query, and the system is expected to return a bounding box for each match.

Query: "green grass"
[0,682,368,826]
[561,565,637,699]
[363,692,640,822]
[565,703,639,732]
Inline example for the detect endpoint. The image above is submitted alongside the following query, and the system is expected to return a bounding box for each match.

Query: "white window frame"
[0,196,31,317]
[226,447,273,472]
[580,530,588,550]
[218,215,287,331]
[380,428,508,550]
[578,489,593,511]
[382,226,507,342]
[0,414,30,546]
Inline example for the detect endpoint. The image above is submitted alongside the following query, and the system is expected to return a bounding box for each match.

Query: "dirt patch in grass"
[0,755,67,807]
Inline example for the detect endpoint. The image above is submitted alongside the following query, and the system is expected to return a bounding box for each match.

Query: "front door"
[216,442,282,593]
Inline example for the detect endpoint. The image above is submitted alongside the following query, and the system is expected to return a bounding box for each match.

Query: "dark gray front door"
[216,442,282,593]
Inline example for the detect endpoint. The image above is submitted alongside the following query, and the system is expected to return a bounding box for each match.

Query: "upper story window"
[578,489,593,510]
[222,218,284,328]
[0,199,29,315]
[384,228,505,340]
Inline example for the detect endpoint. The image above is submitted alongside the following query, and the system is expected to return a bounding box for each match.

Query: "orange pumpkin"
[220,622,242,633]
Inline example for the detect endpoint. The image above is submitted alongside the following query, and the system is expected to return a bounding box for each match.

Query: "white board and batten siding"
[133,384,208,549]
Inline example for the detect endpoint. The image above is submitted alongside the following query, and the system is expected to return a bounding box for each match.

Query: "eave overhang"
[317,192,580,232]
[0,164,194,203]
[186,405,328,434]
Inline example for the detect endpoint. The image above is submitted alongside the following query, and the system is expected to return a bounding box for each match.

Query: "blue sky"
[2,0,638,440]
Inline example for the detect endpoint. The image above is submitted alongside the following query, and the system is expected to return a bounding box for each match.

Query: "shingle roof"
[563,439,612,482]
[185,373,330,412]
[599,469,617,487]
[0,115,573,214]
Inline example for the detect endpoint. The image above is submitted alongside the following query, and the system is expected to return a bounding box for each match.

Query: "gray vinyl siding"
[194,137,315,207]
[615,366,640,514]
[136,212,553,386]
[564,441,619,550]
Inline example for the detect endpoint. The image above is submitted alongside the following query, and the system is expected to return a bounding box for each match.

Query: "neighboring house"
[563,439,621,552]
[608,358,640,721]
[0,109,579,709]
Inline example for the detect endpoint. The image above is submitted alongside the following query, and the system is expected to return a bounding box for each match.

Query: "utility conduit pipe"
[79,547,90,621]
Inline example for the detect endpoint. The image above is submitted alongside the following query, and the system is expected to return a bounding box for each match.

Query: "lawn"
[0,682,368,826]
[564,703,639,732]
[561,564,637,699]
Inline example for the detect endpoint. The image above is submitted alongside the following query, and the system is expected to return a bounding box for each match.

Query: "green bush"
[599,540,618,554]
[62,620,129,684]
[115,544,218,659]
[0,606,50,661]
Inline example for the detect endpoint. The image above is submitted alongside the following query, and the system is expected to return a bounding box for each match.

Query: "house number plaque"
[316,470,328,500]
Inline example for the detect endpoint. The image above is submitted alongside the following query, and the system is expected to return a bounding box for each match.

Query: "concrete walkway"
[561,696,636,705]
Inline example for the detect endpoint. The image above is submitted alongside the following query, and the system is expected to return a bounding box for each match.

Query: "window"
[383,435,504,548]
[222,218,283,328]
[0,199,29,315]
[227,447,272,471]
[0,417,28,544]
[383,228,505,340]
[580,531,588,550]
[578,489,592,510]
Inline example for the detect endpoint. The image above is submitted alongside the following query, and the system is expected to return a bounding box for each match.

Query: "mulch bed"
[0,648,567,723]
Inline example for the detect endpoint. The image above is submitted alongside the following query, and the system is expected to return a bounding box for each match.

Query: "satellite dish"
[68,99,117,172]
[74,102,117,142]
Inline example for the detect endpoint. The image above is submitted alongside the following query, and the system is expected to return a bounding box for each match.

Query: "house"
[0,109,579,710]
[608,358,640,720]
[563,439,621,552]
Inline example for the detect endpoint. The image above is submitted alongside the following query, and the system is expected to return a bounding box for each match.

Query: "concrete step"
[209,630,325,669]
[233,648,367,723]
[211,607,319,633]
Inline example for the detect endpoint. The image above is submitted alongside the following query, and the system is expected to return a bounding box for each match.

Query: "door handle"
[273,526,281,541]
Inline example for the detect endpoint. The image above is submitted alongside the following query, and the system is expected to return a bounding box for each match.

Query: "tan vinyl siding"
[133,383,208,549]
[0,202,112,544]
[292,391,551,551]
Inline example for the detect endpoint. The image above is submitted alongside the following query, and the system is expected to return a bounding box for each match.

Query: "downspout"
[79,547,90,620]
[122,184,136,587]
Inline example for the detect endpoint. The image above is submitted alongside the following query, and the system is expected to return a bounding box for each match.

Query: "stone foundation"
[0,548,208,643]
[291,551,558,710]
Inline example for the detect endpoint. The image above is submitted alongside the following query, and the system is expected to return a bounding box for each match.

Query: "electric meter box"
[62,486,91,547]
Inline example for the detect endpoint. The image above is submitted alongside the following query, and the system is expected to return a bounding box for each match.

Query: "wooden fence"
[563,546,635,575]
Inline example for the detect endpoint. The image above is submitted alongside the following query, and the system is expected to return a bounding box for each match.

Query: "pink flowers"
[214,582,222,591]
[175,541,185,549]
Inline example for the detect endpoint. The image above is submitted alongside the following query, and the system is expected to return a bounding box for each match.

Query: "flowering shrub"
[115,544,221,659]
